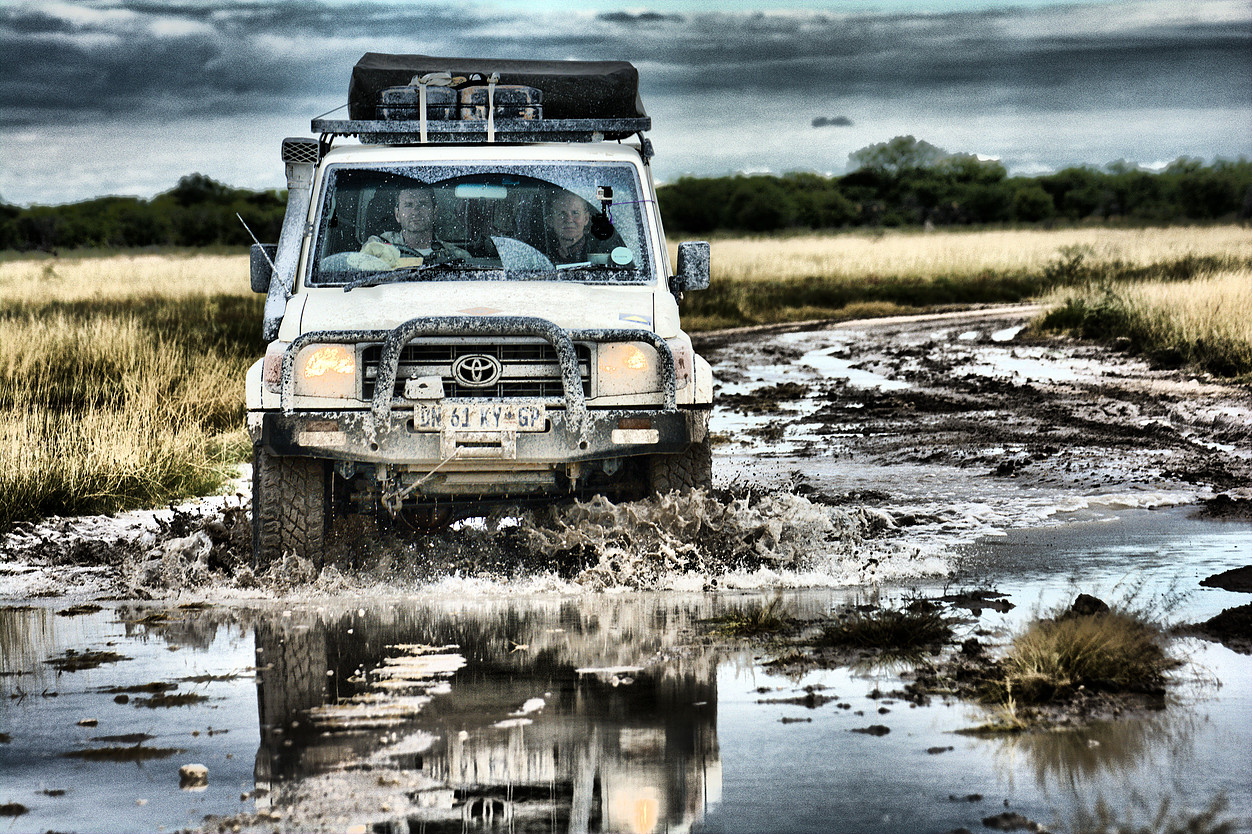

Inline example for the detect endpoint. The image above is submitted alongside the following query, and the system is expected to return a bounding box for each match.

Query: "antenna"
[237,213,278,274]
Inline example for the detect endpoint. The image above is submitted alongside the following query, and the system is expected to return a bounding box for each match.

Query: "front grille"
[361,341,591,400]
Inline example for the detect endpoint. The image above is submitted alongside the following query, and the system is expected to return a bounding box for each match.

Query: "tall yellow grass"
[0,253,255,525]
[672,226,1252,283]
[0,253,248,302]
[1038,268,1252,377]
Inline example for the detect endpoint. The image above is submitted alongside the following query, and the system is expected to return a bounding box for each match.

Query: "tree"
[848,136,948,176]
[1010,184,1055,222]
[168,173,235,207]
[727,177,796,232]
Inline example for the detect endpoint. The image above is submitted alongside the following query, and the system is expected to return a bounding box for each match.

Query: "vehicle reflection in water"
[252,598,722,833]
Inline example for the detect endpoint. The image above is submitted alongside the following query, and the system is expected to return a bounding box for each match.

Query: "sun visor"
[348,54,646,121]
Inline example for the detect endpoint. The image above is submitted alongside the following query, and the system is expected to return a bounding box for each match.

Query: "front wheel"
[252,446,329,569]
[648,438,713,495]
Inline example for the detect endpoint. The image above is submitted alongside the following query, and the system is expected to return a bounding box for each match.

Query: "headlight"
[294,343,357,399]
[597,342,659,397]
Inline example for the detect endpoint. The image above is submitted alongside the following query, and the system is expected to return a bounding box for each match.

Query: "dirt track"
[2,304,1250,601]
[4,305,1252,834]
[698,304,1252,508]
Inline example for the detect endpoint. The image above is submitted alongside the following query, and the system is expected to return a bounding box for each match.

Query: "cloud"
[597,11,685,24]
[3,0,1247,122]
[0,0,1248,205]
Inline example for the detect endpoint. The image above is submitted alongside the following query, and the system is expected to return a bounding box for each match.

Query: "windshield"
[309,161,655,287]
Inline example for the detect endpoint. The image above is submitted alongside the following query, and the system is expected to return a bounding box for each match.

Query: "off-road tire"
[252,445,329,569]
[648,437,713,495]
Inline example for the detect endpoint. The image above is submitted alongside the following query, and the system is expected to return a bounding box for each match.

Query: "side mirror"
[673,241,710,293]
[250,243,278,294]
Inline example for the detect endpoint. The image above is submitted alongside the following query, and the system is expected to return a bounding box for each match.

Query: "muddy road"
[2,304,1251,833]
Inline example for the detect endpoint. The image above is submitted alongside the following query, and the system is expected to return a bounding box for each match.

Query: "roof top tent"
[312,53,652,149]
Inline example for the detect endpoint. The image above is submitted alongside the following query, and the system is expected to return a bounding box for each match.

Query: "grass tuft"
[818,605,954,656]
[1034,269,1252,378]
[986,607,1177,708]
[709,595,793,637]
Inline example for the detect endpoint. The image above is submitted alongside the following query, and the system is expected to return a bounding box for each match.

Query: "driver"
[360,185,469,264]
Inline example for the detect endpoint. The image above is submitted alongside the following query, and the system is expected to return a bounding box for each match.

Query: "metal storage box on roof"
[459,85,542,121]
[378,85,459,121]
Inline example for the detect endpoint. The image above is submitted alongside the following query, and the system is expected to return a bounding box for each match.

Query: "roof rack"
[311,116,651,145]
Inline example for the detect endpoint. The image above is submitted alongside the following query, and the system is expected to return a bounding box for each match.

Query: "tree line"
[658,137,1252,233]
[0,174,286,252]
[1,137,1250,251]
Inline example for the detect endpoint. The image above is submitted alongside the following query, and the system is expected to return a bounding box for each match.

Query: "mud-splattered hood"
[294,281,660,335]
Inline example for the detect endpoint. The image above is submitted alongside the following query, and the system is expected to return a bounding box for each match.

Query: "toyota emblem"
[452,354,502,387]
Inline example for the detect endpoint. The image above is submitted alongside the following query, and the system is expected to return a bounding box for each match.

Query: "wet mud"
[2,305,1249,600]
[698,308,1252,498]
[2,306,1252,832]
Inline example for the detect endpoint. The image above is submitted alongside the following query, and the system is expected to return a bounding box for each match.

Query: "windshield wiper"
[343,263,491,292]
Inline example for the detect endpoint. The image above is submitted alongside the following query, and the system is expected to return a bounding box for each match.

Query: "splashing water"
[0,487,950,600]
[520,489,917,590]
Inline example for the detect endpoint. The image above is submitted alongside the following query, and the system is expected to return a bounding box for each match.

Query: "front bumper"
[250,406,708,467]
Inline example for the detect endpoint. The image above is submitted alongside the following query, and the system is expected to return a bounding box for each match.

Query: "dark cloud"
[1,1,1248,204]
[597,11,686,24]
[0,2,491,123]
[2,1,1247,125]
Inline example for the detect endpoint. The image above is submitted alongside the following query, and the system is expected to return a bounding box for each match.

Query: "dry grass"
[673,225,1252,332]
[987,608,1177,708]
[0,253,247,303]
[0,253,257,527]
[1036,268,1252,378]
[672,226,1252,285]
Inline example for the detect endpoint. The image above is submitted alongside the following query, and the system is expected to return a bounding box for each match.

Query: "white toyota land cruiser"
[246,55,713,565]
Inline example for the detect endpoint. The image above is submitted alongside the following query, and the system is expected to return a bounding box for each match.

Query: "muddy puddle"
[3,307,1252,832]
[2,505,1250,833]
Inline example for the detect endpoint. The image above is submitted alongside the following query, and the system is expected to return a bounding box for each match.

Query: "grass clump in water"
[62,744,183,762]
[133,691,209,709]
[817,602,954,658]
[709,595,793,638]
[45,649,131,673]
[985,598,1178,710]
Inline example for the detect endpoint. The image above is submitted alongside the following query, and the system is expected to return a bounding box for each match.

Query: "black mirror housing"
[673,241,710,293]
[250,243,278,294]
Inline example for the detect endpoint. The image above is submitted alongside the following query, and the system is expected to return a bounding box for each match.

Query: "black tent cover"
[348,54,645,121]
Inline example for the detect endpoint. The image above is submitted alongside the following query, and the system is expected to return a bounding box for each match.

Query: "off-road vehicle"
[247,55,713,564]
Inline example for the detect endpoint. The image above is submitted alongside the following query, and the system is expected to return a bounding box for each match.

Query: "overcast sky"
[2,0,1249,206]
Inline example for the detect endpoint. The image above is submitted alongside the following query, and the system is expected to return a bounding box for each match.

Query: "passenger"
[539,191,623,264]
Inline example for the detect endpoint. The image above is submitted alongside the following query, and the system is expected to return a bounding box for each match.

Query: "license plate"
[414,403,546,432]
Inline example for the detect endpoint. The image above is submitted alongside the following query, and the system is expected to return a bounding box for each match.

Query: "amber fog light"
[294,344,357,398]
[597,343,659,397]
